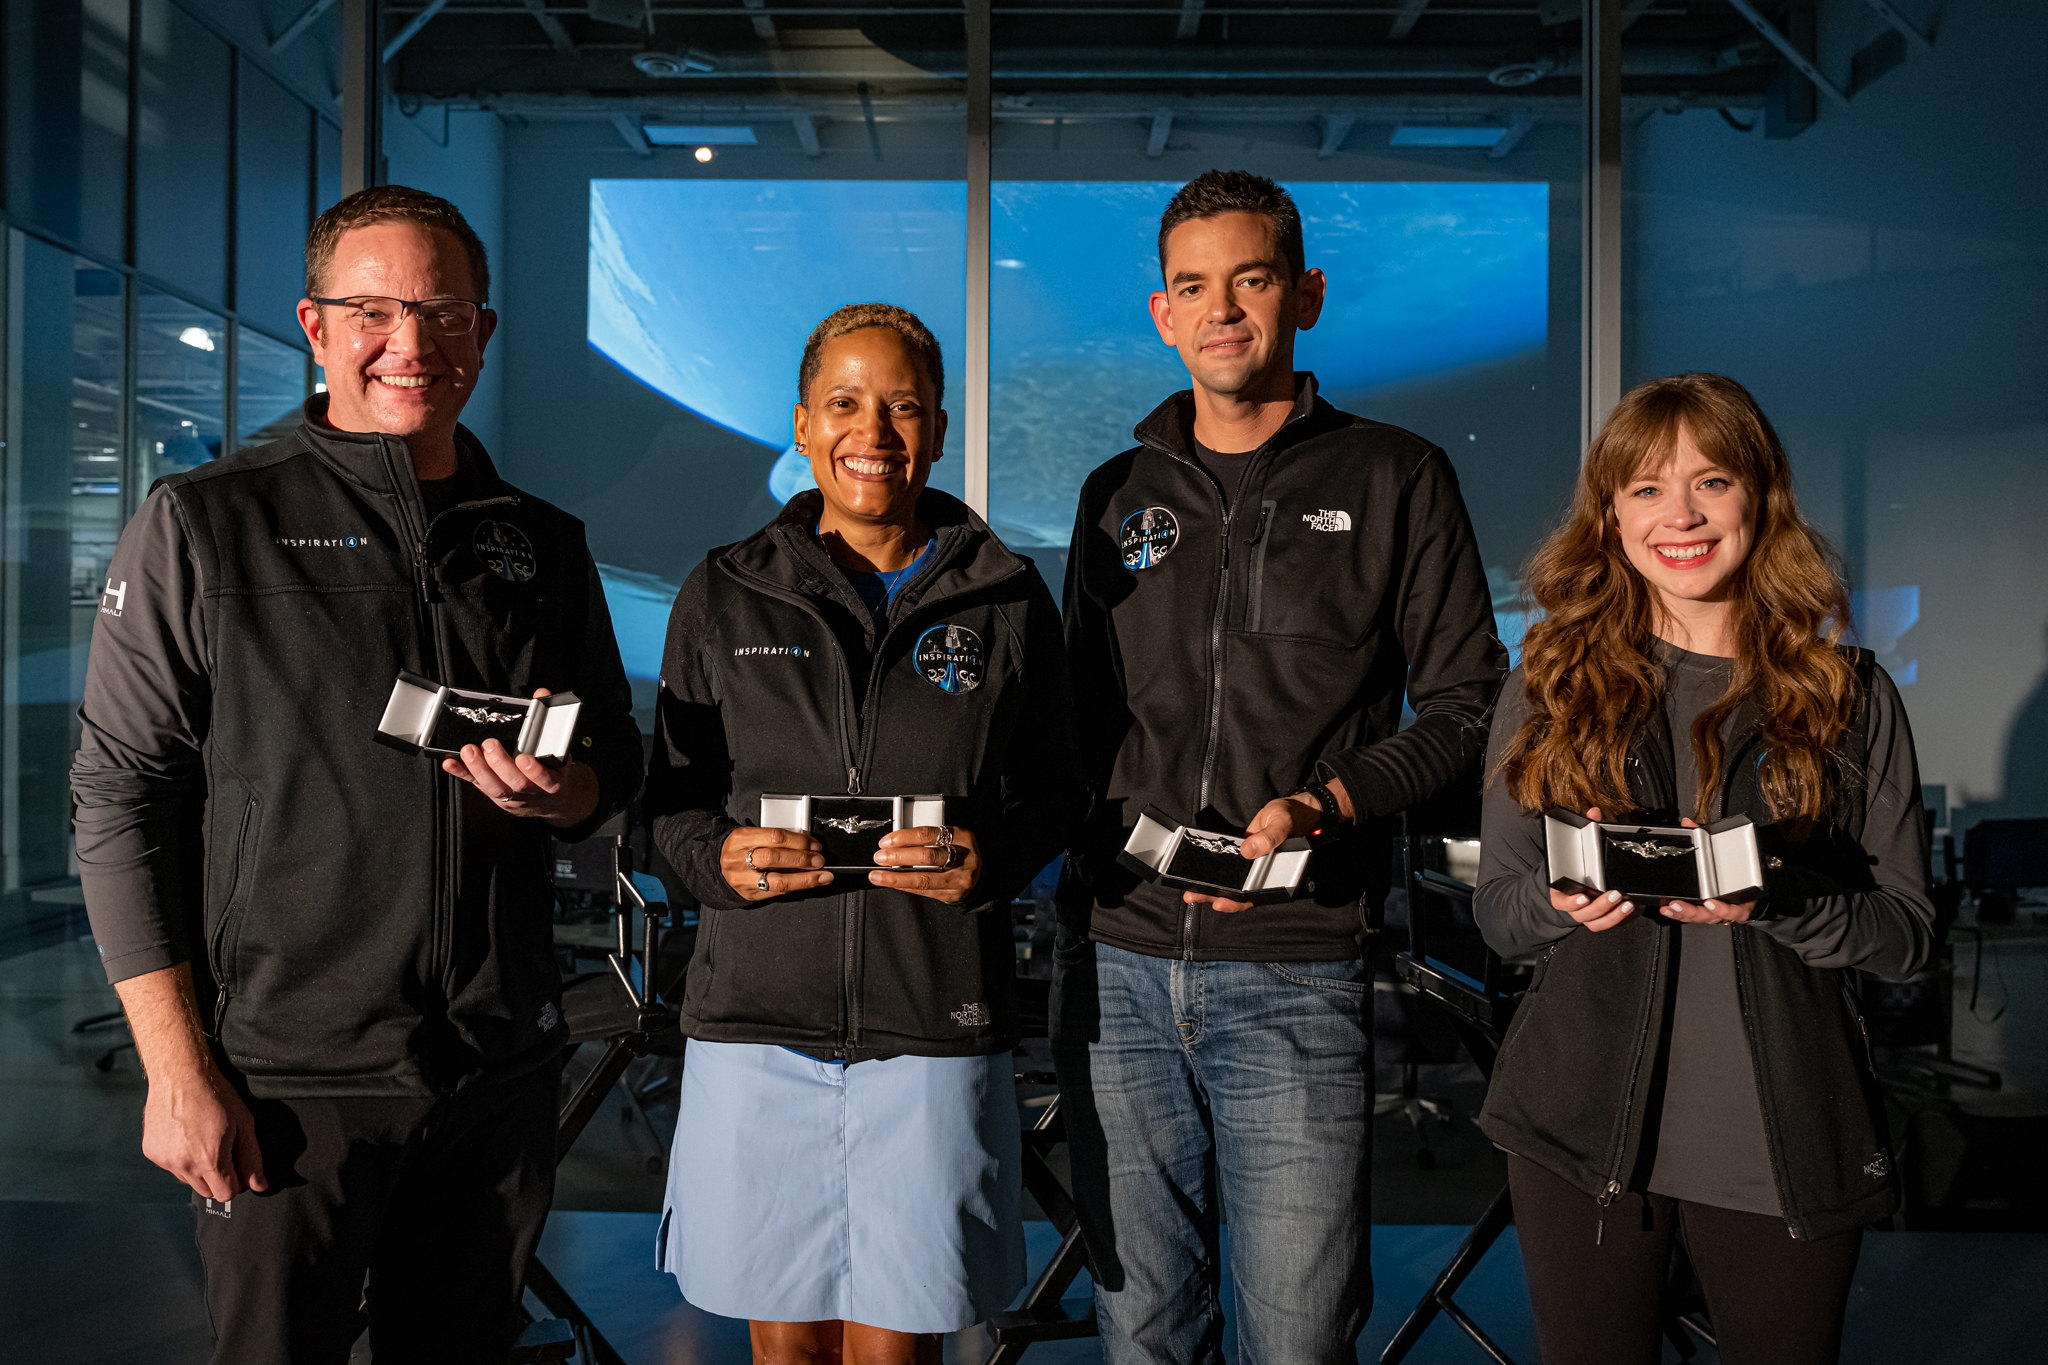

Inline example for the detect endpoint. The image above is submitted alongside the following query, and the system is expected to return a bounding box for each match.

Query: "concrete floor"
[5,1201,2048,1364]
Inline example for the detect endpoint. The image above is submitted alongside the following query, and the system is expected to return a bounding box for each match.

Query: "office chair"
[986,968,1101,1362]
[517,824,685,1365]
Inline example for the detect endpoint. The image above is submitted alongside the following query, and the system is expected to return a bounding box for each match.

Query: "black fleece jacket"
[1064,375,1507,961]
[647,490,1082,1059]
[71,401,643,1097]
[1475,652,1934,1240]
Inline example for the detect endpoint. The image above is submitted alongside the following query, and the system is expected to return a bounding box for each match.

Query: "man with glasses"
[72,186,643,1363]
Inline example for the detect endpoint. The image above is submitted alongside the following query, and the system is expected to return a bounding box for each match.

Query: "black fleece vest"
[1479,651,1899,1240]
[170,423,629,1095]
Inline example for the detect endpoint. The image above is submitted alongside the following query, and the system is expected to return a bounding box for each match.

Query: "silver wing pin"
[450,705,522,725]
[819,816,892,835]
[1612,839,1693,859]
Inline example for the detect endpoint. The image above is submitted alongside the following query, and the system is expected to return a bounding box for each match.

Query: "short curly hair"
[1157,169,1305,280]
[797,303,945,406]
[305,184,491,301]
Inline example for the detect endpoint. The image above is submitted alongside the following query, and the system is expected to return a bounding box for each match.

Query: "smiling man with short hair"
[72,185,642,1363]
[1054,170,1508,1363]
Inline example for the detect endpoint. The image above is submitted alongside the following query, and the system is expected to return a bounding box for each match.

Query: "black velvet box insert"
[1118,806,1312,905]
[375,672,581,760]
[1544,808,1763,903]
[759,794,948,872]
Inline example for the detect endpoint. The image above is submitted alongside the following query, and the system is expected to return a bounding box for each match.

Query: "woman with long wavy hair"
[1473,373,1935,1365]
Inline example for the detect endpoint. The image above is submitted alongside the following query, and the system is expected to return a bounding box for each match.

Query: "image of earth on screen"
[587,178,1548,680]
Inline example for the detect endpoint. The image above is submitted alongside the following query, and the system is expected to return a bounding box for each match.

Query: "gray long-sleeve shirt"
[1476,646,1935,1213]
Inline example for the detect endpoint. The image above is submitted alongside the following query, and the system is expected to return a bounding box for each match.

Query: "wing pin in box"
[1544,807,1764,903]
[760,794,949,873]
[1118,806,1312,905]
[376,672,582,761]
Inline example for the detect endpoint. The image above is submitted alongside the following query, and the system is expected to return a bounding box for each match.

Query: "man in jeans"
[1055,170,1505,1363]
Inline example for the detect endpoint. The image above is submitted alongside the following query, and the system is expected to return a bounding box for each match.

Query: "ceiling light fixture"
[695,146,714,163]
[1390,125,1510,148]
[177,326,216,352]
[646,124,756,146]
[633,47,716,78]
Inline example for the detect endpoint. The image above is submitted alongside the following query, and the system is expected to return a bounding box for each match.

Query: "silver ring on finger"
[744,846,758,870]
[756,872,770,892]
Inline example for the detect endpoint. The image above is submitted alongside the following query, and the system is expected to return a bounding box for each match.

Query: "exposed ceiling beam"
[1861,0,1934,53]
[1146,108,1173,156]
[1315,112,1353,158]
[742,0,776,39]
[382,0,450,63]
[522,0,576,51]
[449,89,1762,127]
[1388,0,1429,40]
[1724,0,1850,106]
[1485,110,1537,159]
[270,0,338,54]
[610,111,653,155]
[477,43,1740,84]
[791,110,822,155]
[1175,0,1203,39]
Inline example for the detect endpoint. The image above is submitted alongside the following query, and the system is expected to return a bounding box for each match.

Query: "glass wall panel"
[237,64,314,328]
[1,239,125,907]
[133,0,231,305]
[2,0,129,261]
[986,2,1585,635]
[134,289,226,484]
[1627,4,2048,836]
[235,326,309,450]
[316,117,343,217]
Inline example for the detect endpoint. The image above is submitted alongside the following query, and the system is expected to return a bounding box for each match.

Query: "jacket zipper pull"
[847,766,863,795]
[212,984,229,1041]
[1247,506,1271,544]
[414,544,439,603]
[1597,1179,1622,1206]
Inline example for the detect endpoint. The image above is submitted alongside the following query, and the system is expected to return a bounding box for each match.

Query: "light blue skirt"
[659,1041,1026,1333]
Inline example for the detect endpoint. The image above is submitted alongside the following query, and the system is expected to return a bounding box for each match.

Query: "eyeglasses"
[312,295,483,337]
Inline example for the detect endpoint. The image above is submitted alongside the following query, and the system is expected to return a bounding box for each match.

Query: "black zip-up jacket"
[647,490,1082,1059]
[1475,652,1935,1240]
[71,401,642,1097]
[1064,375,1507,961]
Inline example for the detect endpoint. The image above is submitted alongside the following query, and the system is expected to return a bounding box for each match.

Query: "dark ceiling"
[387,1,1786,104]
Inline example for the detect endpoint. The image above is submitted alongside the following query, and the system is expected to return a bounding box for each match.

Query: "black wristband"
[1295,779,1342,833]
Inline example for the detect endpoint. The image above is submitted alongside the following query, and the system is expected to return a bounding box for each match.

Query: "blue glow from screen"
[589,178,1546,544]
[988,180,1547,543]
[588,179,968,500]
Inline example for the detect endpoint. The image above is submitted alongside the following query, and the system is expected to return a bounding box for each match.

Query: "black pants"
[1507,1154,1862,1365]
[192,1061,560,1365]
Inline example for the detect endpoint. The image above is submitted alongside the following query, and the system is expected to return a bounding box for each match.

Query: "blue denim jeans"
[1051,938,1373,1365]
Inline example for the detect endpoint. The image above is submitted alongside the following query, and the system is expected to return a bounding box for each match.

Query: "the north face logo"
[951,1002,991,1028]
[1304,509,1352,532]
